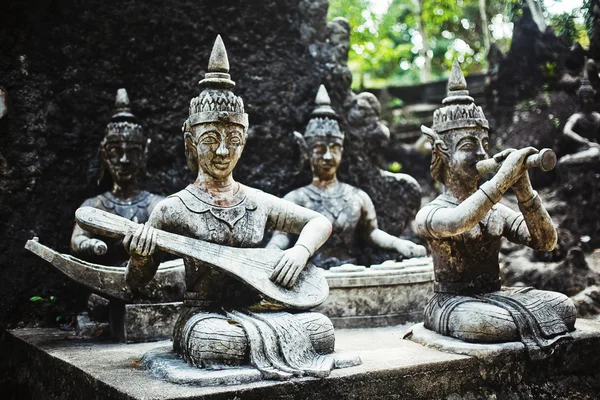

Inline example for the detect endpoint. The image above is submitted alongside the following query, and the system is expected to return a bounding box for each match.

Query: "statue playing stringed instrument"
[415,60,577,359]
[76,36,358,379]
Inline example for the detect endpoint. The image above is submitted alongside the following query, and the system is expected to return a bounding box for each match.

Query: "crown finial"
[315,84,331,106]
[448,59,467,91]
[111,88,136,120]
[208,35,230,73]
[115,88,130,110]
[577,59,596,98]
[199,35,235,89]
[311,85,337,119]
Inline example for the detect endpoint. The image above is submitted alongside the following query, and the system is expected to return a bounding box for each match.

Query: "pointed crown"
[431,60,488,133]
[577,59,596,99]
[185,35,248,130]
[304,85,344,140]
[103,88,145,145]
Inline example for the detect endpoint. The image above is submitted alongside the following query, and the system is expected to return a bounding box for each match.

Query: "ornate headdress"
[577,59,596,99]
[102,88,145,145]
[184,35,248,131]
[430,60,488,134]
[303,85,343,140]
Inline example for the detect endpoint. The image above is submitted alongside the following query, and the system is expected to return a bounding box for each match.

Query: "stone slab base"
[110,301,183,343]
[316,262,434,328]
[2,321,600,399]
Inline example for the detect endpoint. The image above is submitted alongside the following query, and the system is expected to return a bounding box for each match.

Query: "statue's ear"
[293,131,308,174]
[421,125,449,162]
[420,125,440,144]
[184,131,198,174]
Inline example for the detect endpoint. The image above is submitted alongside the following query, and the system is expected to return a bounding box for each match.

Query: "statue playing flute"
[78,36,360,380]
[415,60,576,359]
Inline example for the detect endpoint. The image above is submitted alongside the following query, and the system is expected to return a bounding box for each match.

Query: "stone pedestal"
[314,258,433,328]
[4,320,600,399]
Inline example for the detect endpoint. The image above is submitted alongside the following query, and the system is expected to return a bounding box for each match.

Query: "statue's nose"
[323,147,332,160]
[216,141,228,156]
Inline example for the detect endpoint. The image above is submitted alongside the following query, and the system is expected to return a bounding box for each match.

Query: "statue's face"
[581,93,594,112]
[307,136,344,180]
[104,141,144,184]
[348,96,376,126]
[445,128,489,183]
[192,122,246,180]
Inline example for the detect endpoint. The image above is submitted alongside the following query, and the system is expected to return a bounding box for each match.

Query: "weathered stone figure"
[559,60,600,165]
[71,89,163,266]
[267,85,426,269]
[416,60,576,358]
[120,36,344,377]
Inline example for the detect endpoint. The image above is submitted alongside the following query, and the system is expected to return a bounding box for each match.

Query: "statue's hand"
[589,141,600,149]
[123,224,157,258]
[495,147,538,189]
[270,245,310,289]
[394,239,427,258]
[89,238,108,256]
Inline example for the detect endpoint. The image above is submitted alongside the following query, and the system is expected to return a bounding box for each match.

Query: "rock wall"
[0,0,419,330]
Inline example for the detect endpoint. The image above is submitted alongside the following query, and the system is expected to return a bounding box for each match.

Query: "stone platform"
[3,320,600,399]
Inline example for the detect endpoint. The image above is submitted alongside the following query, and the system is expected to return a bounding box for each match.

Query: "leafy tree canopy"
[328,0,589,89]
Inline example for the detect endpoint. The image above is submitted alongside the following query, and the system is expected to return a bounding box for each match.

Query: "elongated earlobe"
[293,131,308,174]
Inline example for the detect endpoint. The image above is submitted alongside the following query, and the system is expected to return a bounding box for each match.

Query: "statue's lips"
[212,160,231,169]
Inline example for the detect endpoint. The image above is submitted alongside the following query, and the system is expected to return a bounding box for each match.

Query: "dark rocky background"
[0,0,421,331]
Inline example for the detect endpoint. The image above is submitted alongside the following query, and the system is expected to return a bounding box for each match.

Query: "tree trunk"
[525,0,547,32]
[479,0,490,57]
[412,0,431,82]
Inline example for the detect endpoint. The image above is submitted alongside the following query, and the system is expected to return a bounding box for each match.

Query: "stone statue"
[267,85,426,269]
[415,60,576,358]
[82,36,357,379]
[559,60,600,165]
[71,89,164,266]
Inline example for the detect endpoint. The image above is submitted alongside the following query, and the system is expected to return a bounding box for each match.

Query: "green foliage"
[329,0,587,88]
[388,161,403,172]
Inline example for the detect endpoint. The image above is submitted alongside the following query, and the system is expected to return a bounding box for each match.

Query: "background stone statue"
[70,89,164,266]
[267,85,426,269]
[118,37,357,379]
[559,60,600,165]
[416,60,576,359]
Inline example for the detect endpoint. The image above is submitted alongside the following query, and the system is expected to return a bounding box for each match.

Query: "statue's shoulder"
[167,186,209,214]
[281,185,311,206]
[80,193,112,211]
[415,194,454,232]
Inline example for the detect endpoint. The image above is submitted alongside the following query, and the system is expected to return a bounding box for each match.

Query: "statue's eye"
[482,140,489,152]
[228,136,242,145]
[330,143,342,152]
[314,144,326,154]
[200,134,219,145]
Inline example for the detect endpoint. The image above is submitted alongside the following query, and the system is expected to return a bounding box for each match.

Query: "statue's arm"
[265,190,304,251]
[124,199,173,288]
[564,114,596,148]
[414,190,496,239]
[266,192,332,288]
[71,198,108,256]
[500,175,557,252]
[355,190,427,257]
[266,192,331,255]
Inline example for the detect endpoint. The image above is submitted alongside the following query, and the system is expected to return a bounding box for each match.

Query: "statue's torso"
[573,112,600,145]
[166,184,271,308]
[425,195,504,294]
[84,191,161,265]
[289,183,365,267]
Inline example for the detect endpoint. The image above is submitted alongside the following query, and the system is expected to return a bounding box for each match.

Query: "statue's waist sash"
[434,278,501,294]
